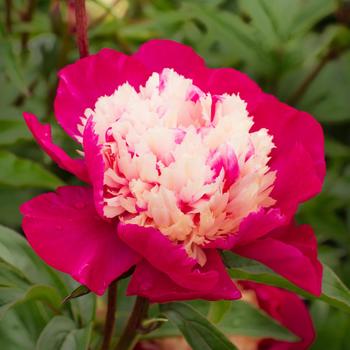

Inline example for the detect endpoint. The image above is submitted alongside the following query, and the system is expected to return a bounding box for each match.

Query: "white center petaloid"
[80,69,276,264]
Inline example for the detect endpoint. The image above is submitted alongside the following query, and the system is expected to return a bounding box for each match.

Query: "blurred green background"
[0,0,349,348]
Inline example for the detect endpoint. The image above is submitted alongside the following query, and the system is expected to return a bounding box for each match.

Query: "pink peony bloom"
[21,40,325,301]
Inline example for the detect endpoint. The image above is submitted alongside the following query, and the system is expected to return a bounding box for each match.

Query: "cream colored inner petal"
[82,68,276,265]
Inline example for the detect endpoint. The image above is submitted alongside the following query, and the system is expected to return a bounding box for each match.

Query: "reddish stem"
[114,296,150,350]
[5,0,12,33]
[20,0,36,52]
[74,0,89,58]
[100,281,118,350]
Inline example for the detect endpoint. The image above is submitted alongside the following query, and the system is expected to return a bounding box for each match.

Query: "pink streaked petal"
[127,250,241,303]
[209,144,239,192]
[205,208,285,250]
[21,186,140,295]
[55,49,150,140]
[242,282,315,350]
[83,118,105,217]
[23,113,89,183]
[234,224,322,296]
[133,39,207,88]
[118,224,218,292]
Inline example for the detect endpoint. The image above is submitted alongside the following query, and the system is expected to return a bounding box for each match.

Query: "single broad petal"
[83,118,105,217]
[251,94,325,182]
[204,67,262,107]
[234,208,286,246]
[23,113,89,182]
[133,39,207,88]
[21,186,140,295]
[55,49,150,140]
[234,224,322,296]
[242,282,315,350]
[270,143,323,219]
[127,250,241,303]
[134,40,262,105]
[118,223,218,292]
[250,94,325,218]
[205,208,286,250]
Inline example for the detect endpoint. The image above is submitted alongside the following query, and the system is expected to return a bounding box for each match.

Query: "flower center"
[82,69,276,264]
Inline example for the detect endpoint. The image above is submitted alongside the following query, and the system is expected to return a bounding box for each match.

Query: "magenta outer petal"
[134,40,262,106]
[251,94,325,182]
[55,49,150,139]
[250,94,325,217]
[118,224,218,292]
[23,113,89,182]
[234,224,322,296]
[127,250,241,303]
[234,208,286,246]
[204,67,262,107]
[241,282,315,350]
[205,208,286,250]
[83,118,105,217]
[270,143,323,218]
[133,39,207,87]
[21,186,140,295]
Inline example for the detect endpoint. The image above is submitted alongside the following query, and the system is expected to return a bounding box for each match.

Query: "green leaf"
[62,285,91,305]
[182,2,260,62]
[36,316,92,350]
[0,151,63,189]
[149,299,297,342]
[239,0,335,41]
[0,120,31,146]
[224,252,350,313]
[0,225,97,325]
[0,225,65,288]
[0,226,73,318]
[0,282,61,319]
[62,284,96,326]
[72,291,96,326]
[325,138,350,158]
[0,187,36,228]
[298,51,350,123]
[207,300,231,324]
[310,301,350,350]
[0,302,47,350]
[0,26,28,96]
[217,301,298,341]
[160,302,237,350]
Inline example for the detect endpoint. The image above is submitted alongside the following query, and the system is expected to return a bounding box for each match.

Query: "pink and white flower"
[21,40,325,302]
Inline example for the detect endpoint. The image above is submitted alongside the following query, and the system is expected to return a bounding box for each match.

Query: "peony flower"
[21,40,325,302]
[136,282,315,350]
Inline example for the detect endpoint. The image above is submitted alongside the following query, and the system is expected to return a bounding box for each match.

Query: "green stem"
[100,281,118,350]
[114,296,149,350]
